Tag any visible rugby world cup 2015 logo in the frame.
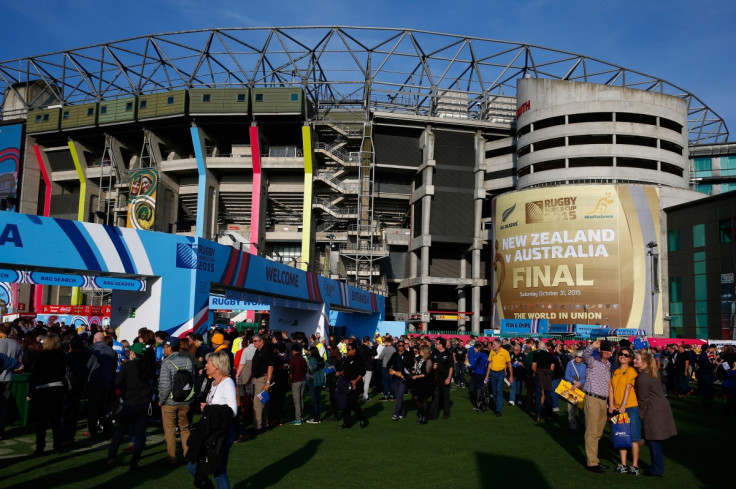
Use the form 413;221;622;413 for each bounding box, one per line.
525;201;544;223
176;243;198;269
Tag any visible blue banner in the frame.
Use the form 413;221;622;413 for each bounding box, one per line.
549;323;576;334
209;295;270;311
28;271;88;287
500;318;549;335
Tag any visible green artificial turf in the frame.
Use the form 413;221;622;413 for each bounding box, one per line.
0;382;733;488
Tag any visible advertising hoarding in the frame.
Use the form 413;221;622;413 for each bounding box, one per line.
127;168;158;229
492;185;660;331
0;124;22;210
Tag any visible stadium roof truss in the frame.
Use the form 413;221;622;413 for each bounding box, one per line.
0;26;728;144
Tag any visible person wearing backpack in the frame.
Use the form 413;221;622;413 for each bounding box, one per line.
158;336;195;466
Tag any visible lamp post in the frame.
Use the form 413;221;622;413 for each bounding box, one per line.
646;241;659;334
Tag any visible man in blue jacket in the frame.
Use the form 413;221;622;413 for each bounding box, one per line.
87;332;117;438
564;349;586;433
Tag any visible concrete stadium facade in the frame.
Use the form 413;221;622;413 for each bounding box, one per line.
0;27;731;335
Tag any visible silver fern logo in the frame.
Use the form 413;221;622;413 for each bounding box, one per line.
500;203;518;229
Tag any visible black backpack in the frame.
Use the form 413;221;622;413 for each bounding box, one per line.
170;357;195;403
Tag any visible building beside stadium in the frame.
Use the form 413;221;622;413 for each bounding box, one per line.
0;27;732;338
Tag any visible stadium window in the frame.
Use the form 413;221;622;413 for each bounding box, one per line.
693;224;705;248
35;115;41;123
660;140;683;156
516;124;531;137
43;114;49;122
668;228;681;251
167;96;174;105
616;112;656;125
532;137;565;151
87;108;94;116
660;117;682;134
661;162;684;177
62;111;69;120
125;102;133;111
140;100;147;109
100;106;107;114
720;219;733;244
568;112;612;123
237;93;246;102
255;93;264;102
202;94;211;102
532;115;565;130
290;93;299;101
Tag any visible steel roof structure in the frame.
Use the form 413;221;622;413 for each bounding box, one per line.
0;26;728;143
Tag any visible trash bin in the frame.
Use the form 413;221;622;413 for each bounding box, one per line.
10;373;31;427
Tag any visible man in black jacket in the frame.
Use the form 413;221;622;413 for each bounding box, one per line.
388;339;415;420
340;343;367;429
358;336;375;401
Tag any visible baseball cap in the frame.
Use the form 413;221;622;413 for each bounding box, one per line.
163;337;180;348
130;342;146;356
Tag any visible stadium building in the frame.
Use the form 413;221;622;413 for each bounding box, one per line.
0;27;732;337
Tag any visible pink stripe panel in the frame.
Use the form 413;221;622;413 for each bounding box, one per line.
249;126;262;256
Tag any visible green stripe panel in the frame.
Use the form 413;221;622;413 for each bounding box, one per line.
60;103;98;130
27;108;61;133
190;88;250;115
98;97;137;124
252;87;303;114
138;90;188;119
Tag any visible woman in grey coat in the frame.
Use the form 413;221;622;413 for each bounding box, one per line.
633;350;678;478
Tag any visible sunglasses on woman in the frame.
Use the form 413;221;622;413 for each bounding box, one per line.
619;353;631;358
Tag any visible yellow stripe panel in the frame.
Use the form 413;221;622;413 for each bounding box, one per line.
301;125;313;271
68;140;86;305
68;140;87;222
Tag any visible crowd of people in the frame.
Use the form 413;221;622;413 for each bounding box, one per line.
2;317;736;486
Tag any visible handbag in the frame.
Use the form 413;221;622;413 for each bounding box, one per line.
611;413;632;448
64;365;80;393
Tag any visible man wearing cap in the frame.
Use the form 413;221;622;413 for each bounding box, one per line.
158;336;195;466
250;333;273;433
582;339;613;473
211;332;234;373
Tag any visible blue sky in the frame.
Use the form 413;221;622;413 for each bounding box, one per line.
1;0;734;137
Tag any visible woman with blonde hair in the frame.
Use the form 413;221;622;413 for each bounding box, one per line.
411;345;433;425
28;333;66;455
608;346;642;475
633;349;677;478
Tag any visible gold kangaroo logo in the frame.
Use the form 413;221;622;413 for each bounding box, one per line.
587;192;614;215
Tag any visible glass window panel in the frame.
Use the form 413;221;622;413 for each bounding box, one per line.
669;277;682;301
720;218;733;244
694;157;711;172
668;229;681;251
694;275;708;300
695;314;709;328
693;224;706;247
694;184;712;195
694;261;706;274
670;301;682;314
694;251;706;262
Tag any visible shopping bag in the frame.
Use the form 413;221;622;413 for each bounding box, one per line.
611;414;632;448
